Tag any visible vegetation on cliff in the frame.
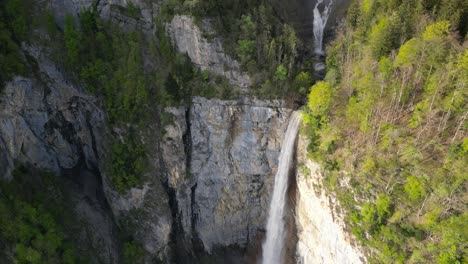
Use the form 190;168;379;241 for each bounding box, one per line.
162;0;314;98
0;0;30;86
0;167;97;263
303;0;467;263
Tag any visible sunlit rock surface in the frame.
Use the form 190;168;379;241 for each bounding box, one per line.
295;135;366;264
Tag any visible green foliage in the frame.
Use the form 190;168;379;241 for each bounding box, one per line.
123;241;144;263
0;21;25;86
304;0;468;262
422;20;450;41
362;0;374;14
125;2;141;19
0;167;83;263
404;176;426;201
394;38;420;68
375;194;391;220
0;0;30;86
369;16;401;59
292;71;313;95
64;15;81;67
307;81;332;117
4;0;32;40
274;64;288;81
237;39;256;65
110;134;146;194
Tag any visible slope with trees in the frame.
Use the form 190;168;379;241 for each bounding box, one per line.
303;0;467;262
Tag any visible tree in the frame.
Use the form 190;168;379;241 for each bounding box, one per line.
293;71;312;95
274;64;288;81
394;38;420;68
369;17;401;59
237;39;256;64
239;15;255;40
422;21;450;41
64;15;81;66
307;81;333;116
0;21;24;85
5;0;30;40
404;176;426;201
236;15;256;65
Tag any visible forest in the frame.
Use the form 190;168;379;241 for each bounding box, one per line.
303;0;467;263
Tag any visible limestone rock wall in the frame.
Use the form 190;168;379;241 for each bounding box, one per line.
167;16;252;91
295;135;366;264
50;0;160;32
0;44;106;181
162;97;292;253
0;45;117;263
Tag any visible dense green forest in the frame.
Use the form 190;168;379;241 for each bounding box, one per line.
303;0;467;263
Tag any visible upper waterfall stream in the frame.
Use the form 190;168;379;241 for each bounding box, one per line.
313;0;334;72
261;112;301;264
313;0;334;55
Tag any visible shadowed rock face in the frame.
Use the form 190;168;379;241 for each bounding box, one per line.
0;45;106;181
50;0;160;32
0;45;118;263
162;97;293;260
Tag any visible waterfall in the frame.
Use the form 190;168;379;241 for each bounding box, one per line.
262;112;301;264
313;0;334;56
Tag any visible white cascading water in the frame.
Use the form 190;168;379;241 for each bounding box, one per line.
313;0;334;55
313;0;334;72
262;112;301;264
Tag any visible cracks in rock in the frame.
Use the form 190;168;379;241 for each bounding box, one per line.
162;106;201;262
190;184;197;233
85;111;100;167
45;111;82;149
182;107;192;180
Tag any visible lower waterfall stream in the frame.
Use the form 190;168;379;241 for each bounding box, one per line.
261;112;302;264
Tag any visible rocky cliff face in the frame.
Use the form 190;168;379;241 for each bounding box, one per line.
167;15;252;91
0;45;118;263
294;135;366;264
50;0;159;32
0;45;106;180
163;97;292;257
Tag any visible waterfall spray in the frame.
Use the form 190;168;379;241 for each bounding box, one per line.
262;112;301;264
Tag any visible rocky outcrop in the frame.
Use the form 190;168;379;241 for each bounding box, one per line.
50;0;159;32
0;45;118;263
95;95;292;262
294;135;366;264
0;44;106;180
162;97;292;254
167;16;252;91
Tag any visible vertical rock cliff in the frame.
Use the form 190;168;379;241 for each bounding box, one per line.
162;97;292;259
294;135;366;264
167;15;252;91
0;45;118;263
